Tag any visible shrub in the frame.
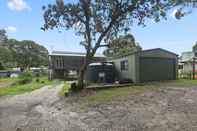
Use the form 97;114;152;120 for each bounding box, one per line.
35;72;40;77
0;62;5;70
69;82;84;92
18;72;33;84
36;78;40;83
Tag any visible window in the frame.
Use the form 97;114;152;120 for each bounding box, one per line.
120;60;128;71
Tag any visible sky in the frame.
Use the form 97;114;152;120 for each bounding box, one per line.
0;0;197;55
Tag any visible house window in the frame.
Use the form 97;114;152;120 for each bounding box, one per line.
120;60;128;71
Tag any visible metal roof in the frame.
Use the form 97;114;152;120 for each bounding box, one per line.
108;48;178;60
141;48;178;56
49;51;105;57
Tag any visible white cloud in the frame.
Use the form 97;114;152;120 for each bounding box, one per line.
5;26;17;33
7;0;31;11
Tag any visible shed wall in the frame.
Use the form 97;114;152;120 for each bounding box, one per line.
111;54;137;82
138;49;178;82
139;57;176;82
110;49;178;83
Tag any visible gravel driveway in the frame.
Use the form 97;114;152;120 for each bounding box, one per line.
0;84;66;131
1;84;197;131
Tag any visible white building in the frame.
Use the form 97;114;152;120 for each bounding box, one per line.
180;51;197;79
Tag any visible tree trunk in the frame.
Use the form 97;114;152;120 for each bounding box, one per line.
77;67;85;89
77;56;91;89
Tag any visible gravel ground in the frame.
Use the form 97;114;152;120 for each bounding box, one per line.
1;84;197;131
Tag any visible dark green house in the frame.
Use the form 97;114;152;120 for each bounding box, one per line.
110;48;178;83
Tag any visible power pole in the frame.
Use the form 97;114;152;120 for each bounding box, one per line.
193;57;195;80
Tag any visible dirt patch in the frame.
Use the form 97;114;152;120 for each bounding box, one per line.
1;85;197;131
66;87;197;131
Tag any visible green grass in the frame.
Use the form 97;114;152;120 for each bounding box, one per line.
0;76;57;97
59;82;70;96
58;79;197;104
83;85;157;103
149;79;197;87
0;77;17;83
171;79;197;85
82;79;197;103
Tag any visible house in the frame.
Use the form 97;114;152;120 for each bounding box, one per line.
109;48;178;83
0;71;10;77
179;51;197;79
48;51;106;79
0;70;21;78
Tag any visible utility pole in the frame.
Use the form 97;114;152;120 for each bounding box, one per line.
193;57;195;80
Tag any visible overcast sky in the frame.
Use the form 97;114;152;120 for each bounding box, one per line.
0;0;197;55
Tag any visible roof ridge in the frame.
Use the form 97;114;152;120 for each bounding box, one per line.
50;50;105;57
142;48;178;56
52;51;86;55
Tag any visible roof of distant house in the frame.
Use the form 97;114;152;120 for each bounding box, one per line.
49;51;105;57
180;51;197;62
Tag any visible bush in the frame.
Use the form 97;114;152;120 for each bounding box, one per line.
69;82;83;92
36;78;40;83
0;62;5;70
18;72;33;84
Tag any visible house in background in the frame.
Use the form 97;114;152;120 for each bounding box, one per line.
178;41;197;79
110;48;178;83
179;51;197;79
48;51;105;80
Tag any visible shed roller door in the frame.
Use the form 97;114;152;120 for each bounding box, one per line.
139;57;175;82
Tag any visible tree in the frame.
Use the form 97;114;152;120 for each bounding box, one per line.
172;1;197;19
0;63;4;70
1;39;48;69
193;41;197;52
42;0;196;89
103;34;141;57
9;40;48;69
0;46;12;69
0;29;7;44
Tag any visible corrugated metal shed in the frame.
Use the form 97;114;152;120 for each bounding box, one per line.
111;48;178;83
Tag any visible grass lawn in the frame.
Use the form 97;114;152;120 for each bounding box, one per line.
168;79;197;86
59;81;70;96
0;78;18;88
0;76;58;97
146;79;197;87
0;78;15;83
60;82;158;103
57;79;197;106
84;85;157;103
60;79;197;104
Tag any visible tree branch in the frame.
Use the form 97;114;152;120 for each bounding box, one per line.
91;20;114;57
80;0;92;64
99;44;109;47
90;2;137;57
